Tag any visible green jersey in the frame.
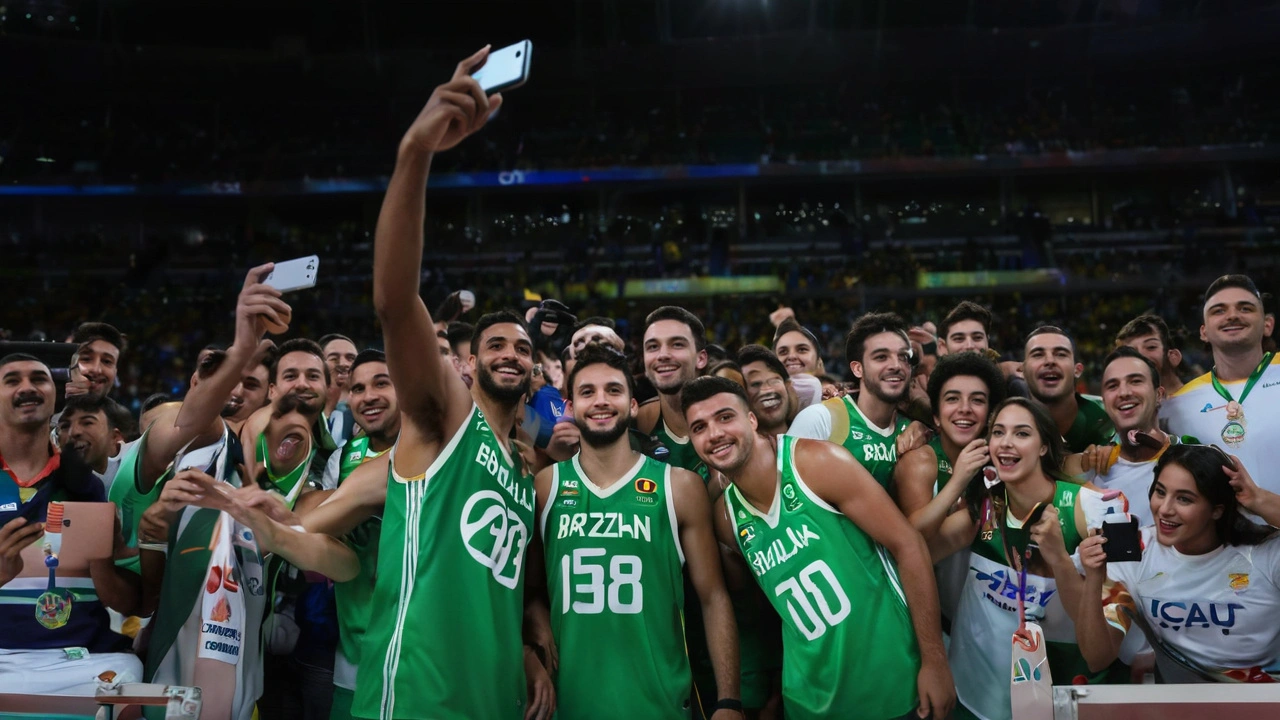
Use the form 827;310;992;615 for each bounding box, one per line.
928;436;953;495
326;435;387;693
795;396;910;490
1063;394;1116;454
724;436;920;720
353;405;534;720
651;417;709;482
542;455;691;719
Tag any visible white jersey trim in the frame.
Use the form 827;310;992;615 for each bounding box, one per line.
388;404;477;484
663;464;685;567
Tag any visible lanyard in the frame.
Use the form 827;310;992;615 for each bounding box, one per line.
1210;352;1274;405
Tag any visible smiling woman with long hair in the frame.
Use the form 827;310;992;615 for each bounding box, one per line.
932;397;1127;720
1075;444;1280;682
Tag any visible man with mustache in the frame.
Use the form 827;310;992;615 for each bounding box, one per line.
531;345;742;719
738;345;801;436
0;353;140;693
788;312;915;489
1161;274;1280;495
1022;326;1114;453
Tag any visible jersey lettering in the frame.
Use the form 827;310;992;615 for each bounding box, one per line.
459;490;529;590
1148;599;1246;633
560;548;645;615
774;559;852;641
862;442;896;464
747;524;821;577
556;512;652;542
475;443;533;512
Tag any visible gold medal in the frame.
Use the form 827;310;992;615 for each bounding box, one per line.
1222;416;1246;447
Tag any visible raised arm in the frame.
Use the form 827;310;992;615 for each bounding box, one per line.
673;468;741;717
141;265;289;490
375;48;502;460
798;440;955;720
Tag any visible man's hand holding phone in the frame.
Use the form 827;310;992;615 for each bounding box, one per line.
237;264;294;346
401;46;505;156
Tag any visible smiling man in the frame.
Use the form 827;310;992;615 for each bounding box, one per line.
638;306;711;481
1022;325;1115;453
67;322;126;401
738;344;801;436
788;312;914;489
1115;314;1184;395
56;395;128;482
1162;274;1280;495
321;334;359;445
682;376;953;720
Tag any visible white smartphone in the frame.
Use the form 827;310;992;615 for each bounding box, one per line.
471;40;532;93
262;256;319;293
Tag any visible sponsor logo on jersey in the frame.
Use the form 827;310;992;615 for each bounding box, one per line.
1012;657;1044;684
562;479;579;489
559;487;579;497
849;430;865;441
738;524;757;549
556;512;653;542
347;451;363;462
635;495;655;504
561;498;578;507
782;482;803;512
635;478;657;494
971;566;1055;616
1230;573;1249;594
747;524;820;577
1147;598;1246;633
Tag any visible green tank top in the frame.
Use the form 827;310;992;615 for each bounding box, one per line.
651;417;709;482
724;436;919;720
830;396;911;490
353;405;534;720
928;436;953;495
1063;394;1117;454
331;435;385;687
542;454;690;719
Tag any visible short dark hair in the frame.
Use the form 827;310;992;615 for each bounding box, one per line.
926;352;1007;413
644;306;706;351
350;349;387;379
571;316;617;336
0;353;44;372
196;348;229;380
566;345;635;399
141;393;172;414
1101;346;1161;388
270;338;330;385
1203;274;1261;307
1115;314;1174;352
1024;325;1078;362
471;311;529;356
679;375;750;417
736;344;789;382
845;312;909;365
939;301;993;340
772;318;820;351
319;334;355;352
62;395;137;439
447;322;475;357
72;322;127;355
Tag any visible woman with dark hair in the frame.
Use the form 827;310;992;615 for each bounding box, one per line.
1075;444;1280;682
933;397;1125;720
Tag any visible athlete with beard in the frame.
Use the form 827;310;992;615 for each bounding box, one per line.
1162;275;1280;497
681;376;953;720
1022;326;1114;453
533;346;742;720
351;49;552;720
788;312;914;489
737;345;801;436
639;306;711;481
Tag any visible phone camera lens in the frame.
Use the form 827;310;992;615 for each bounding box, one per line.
515;51;521;58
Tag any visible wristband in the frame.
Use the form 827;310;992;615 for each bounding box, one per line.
712;698;743;713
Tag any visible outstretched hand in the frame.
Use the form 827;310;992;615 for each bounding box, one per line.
402;47;505;156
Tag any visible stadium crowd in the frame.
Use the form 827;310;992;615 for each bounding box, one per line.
4;46;1280;720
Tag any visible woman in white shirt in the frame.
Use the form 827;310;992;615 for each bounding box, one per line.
1076;444;1280;682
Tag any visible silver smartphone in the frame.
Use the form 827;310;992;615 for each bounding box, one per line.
472;40;532;93
262;255;319;293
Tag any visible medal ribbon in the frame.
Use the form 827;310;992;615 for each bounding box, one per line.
1210;351;1274;405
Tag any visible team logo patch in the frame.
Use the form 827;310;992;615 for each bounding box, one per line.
782;482;803;511
562;498;578;507
849;430;865;440
1230;573;1250;594
635;478;657;494
738;525;757;549
559;487;579;497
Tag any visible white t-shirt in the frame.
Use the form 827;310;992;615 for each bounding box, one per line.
1087;454;1161;528
1160;355;1280;496
1101;526;1280;679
